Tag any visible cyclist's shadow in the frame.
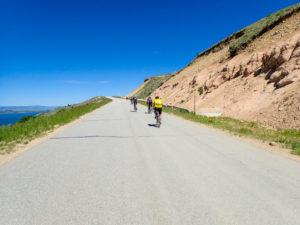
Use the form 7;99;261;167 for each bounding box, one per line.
147;124;157;127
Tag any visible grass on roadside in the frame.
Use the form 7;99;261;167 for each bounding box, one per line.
139;101;300;155
0;97;112;154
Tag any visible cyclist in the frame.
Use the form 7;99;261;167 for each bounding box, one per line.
153;96;162;123
147;96;153;113
132;96;138;111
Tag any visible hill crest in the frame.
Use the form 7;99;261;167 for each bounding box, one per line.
128;3;300;130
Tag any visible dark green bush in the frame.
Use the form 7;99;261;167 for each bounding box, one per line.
17;115;35;124
198;86;203;94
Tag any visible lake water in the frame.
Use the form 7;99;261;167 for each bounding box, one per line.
0;112;41;126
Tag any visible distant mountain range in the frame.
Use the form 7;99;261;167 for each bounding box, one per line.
0;106;59;112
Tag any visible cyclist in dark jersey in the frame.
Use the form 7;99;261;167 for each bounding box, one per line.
132;96;138;111
147;97;153;113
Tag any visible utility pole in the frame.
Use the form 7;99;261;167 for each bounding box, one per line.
194;91;196;115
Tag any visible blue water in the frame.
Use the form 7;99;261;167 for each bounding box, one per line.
0;112;41;126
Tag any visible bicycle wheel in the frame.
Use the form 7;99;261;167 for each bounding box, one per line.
155;113;160;127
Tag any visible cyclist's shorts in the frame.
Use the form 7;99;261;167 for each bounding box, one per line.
155;108;162;115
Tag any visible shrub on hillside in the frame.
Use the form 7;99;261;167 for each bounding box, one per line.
198;86;203;94
17;115;36;124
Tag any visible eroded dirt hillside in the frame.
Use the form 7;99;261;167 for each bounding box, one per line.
151;12;300;130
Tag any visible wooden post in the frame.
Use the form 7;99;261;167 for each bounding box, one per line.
194;92;196;115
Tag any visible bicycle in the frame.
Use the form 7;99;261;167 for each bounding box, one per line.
148;103;152;114
134;102;137;111
154;110;161;128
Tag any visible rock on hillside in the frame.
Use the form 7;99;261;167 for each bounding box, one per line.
152;31;300;130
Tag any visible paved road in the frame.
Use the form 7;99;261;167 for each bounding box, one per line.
1;98;300;225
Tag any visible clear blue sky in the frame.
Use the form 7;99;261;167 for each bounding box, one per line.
1;0;299;106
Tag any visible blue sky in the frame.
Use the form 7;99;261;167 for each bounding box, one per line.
1;0;299;106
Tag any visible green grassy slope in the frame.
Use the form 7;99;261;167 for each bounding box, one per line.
229;3;300;56
135;74;173;99
194;3;300;58
0;97;112;154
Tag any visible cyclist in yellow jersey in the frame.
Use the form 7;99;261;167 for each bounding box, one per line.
153;96;163;121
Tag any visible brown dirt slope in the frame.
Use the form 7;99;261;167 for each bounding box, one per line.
151;7;300;130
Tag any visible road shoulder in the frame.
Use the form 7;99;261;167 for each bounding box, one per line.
0;108;101;167
162;109;300;163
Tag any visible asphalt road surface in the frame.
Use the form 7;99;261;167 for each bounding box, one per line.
1;98;300;225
